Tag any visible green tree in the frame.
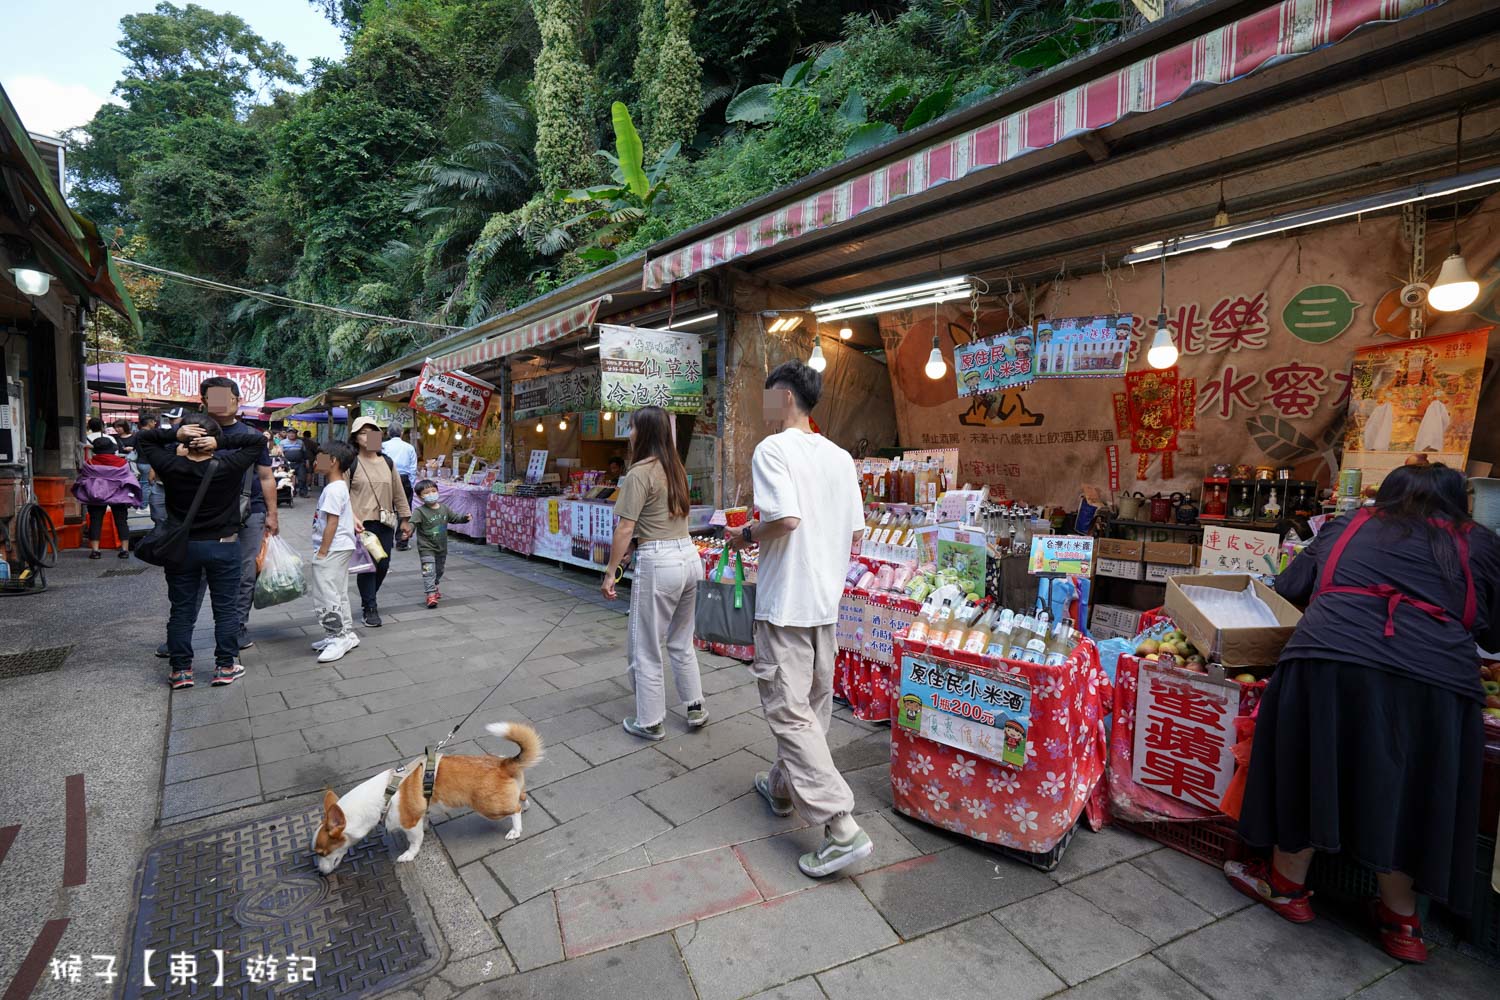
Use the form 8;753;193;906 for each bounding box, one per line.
117;2;301;104
530;0;597;192
631;0;664;129
650;0;702;158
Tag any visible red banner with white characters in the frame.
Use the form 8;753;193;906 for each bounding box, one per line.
122;354;266;408
409;366;494;429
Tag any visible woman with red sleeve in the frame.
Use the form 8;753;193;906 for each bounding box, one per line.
1225;463;1500;963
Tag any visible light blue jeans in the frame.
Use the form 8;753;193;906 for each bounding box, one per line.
627;537;703;727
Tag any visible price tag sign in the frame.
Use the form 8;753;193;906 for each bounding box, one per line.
836;592;867;652
1131;663;1239;809
525;450;548;484
1028;535;1095;576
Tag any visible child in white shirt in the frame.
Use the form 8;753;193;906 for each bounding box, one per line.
310;440;360;662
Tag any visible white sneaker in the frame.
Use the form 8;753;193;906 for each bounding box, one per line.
317;634;356;663
312;637;335;650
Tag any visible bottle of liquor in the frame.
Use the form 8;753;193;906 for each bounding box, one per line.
961;606;995;655
905;597;939;643
1043;618;1078;667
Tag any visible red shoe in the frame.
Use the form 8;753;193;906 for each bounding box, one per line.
426;594;439;608
1224;859;1315;923
1372;902;1428;963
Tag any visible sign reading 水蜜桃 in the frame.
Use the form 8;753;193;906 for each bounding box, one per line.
597;324;704;414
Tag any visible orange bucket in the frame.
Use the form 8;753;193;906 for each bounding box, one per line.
33;477;67;505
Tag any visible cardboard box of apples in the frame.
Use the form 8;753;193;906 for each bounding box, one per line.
1133;623;1264;687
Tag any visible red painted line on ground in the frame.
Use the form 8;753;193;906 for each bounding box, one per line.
1;918;70;1000
0;825;17;870
63;774;85;887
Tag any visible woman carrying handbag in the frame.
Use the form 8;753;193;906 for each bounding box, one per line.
601;406;708;741
346;416;412;627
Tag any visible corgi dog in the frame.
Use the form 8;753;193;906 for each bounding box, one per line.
313;721;543;875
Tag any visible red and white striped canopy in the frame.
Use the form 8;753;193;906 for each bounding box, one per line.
426;296;609;374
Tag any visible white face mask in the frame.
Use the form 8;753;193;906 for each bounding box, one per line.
421;494;440;506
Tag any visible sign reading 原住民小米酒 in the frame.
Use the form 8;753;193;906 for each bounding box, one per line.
896;651;1031;768
123;354;266;408
597;324;705;414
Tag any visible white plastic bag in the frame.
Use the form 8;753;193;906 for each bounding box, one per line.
253;535;307;609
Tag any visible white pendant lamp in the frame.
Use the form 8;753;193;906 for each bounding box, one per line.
558;415;569;431
923;336;947;380
1146;250;1178;369
808;340;827;372
602;411;613;421
1429;110;1481;314
838;326;853;340
535;420;544;434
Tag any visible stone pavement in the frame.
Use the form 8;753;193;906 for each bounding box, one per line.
151;530;1494;1000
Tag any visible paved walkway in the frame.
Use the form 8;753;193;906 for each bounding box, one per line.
142;530;1500;999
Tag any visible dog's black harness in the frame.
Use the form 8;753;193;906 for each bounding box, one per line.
381;748;440;813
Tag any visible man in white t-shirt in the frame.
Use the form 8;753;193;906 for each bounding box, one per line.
728;361;870;877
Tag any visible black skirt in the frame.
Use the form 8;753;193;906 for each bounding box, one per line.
1237;658;1483;913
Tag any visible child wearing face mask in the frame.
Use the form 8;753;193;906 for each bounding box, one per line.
409;478;470;608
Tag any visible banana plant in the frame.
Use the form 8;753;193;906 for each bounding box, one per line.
554;102;679;265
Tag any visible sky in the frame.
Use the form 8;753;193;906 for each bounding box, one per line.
0;0;347;137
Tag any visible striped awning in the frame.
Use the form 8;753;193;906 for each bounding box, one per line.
642;0;1428;290
426;296;610;375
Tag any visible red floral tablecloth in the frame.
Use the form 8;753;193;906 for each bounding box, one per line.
834;649;897;722
488;494;537;554
891;637;1112;854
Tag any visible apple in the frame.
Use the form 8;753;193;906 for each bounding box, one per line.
1487;694;1500;709
1483;681;1500;696
1137;639;1161;656
1234;673;1258;684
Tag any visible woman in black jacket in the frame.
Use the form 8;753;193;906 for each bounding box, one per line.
1225;463;1500;963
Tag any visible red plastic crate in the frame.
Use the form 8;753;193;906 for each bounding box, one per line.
1118;815;1247;867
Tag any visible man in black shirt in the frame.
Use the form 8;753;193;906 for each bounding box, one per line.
136;414;266;690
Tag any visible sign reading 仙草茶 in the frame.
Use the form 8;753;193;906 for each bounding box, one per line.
598;324;704;413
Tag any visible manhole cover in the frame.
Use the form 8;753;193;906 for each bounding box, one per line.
102;566;150;577
123;807;437;999
0;644;72;678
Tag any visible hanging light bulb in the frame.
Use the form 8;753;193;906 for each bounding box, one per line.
1209;181;1233;249
1430;252;1479;312
602;411;613;421
1429;109;1480;314
1146;247;1178;369
535;420;544;434
426;423;436;436
558;415;569;431
838;326;853;340
924;336;947;380
808;340;827;372
453;428;463;441
1146;314;1179;369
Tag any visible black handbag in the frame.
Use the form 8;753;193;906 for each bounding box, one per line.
135;459;220;568
694;549;756;647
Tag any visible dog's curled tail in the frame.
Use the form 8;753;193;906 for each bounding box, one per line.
485;721;544;770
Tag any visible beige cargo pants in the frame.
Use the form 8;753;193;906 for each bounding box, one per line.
751;620;855;825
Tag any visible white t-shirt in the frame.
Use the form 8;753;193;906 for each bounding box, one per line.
313;479;357;552
751;429;864;627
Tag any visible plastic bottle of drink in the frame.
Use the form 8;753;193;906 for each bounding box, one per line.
985;608;1014;658
905;597;938;643
1043;619;1077;667
961;607;996;654
1006;613;1035;660
939;603;975;650
922;599;953;646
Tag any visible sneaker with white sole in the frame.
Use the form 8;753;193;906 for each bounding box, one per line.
211;662;245;687
318;634;357;663
312;633;360;652
798;825;874;878
622;716;665;741
754;771;794;817
685;702;709;728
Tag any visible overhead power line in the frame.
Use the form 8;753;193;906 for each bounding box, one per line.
112;257;464;333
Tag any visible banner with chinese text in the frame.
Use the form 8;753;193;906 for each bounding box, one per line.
1131;663;1238;811
836;592;867;653
598;324;705;413
512;368;601;420
1198;526;1281;575
123;354;266;408
1034;315;1133;378
359;401;412;430
1028;535;1095;576
896;651;1031;768
878;196;1500;506
953;331;1034;396
409;367;494;429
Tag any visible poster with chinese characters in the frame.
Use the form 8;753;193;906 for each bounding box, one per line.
1198;526;1282;575
895;652;1031;768
512;368;601;420
1028;535;1095;576
1033;315;1133;378
359;401;412;430
409;367;494;429
836;592;867;652
123;354;266;408
1340;327;1490;488
1131;664;1239;810
863;599;920;666
598;324;705;413
953;331;1034;397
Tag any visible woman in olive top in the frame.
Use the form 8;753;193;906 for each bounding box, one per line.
347;415;412;627
602;405;708;741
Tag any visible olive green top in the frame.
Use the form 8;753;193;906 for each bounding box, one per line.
613;459;689;542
